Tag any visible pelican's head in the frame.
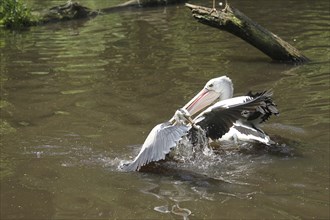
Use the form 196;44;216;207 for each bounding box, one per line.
183;76;234;116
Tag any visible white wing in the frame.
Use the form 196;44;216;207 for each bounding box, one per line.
121;122;189;171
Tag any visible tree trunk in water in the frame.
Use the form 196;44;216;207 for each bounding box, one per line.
185;3;309;63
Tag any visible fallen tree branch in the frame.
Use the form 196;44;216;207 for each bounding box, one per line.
2;0;186;28
39;1;99;23
185;3;309;63
40;0;186;23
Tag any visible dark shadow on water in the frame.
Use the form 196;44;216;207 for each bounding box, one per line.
126;134;302;188
138;161;232;187
211;136;299;158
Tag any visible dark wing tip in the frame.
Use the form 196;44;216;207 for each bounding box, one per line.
246;90;279;122
195;90;279;140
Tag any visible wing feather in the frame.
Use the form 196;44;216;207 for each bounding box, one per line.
246;90;279;123
194;91;274;140
122;122;188;171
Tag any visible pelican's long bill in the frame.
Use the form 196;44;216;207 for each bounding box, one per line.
183;88;219;116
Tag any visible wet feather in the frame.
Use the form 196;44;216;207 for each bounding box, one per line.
122;122;188;171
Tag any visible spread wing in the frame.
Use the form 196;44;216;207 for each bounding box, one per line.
245;91;279;123
121;122;189;171
194;91;274;140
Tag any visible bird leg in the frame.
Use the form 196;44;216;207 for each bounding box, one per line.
222;0;229;12
210;0;228;14
209;0;217;14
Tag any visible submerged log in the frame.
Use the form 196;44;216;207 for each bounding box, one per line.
39;1;99;23
6;0;185;28
137;0;186;7
102;0;186;13
185;3;309;63
41;0;186;22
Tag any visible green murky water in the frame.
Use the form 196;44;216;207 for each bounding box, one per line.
1;0;329;219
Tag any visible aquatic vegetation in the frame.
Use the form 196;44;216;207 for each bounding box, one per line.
0;0;39;28
0;120;16;135
0;151;16;180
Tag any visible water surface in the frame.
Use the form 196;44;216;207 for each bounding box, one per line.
1;0;329;219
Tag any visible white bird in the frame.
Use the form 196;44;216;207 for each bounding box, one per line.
121;76;278;171
121;122;189;171
183;76;279;145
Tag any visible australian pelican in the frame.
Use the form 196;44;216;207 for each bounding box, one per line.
184;76;279;145
121;76;278;171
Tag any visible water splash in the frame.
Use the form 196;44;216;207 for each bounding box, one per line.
153;204;192;220
171;204;191;220
154;205;170;214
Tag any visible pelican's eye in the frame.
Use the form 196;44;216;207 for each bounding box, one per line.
208;84;214;88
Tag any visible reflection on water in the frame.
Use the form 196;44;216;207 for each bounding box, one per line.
1;0;329;219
